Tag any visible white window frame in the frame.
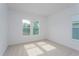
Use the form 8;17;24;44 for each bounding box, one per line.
22;19;40;36
32;20;40;36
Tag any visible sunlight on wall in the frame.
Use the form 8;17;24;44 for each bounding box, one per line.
24;41;56;56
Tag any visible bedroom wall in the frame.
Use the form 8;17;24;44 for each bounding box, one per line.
8;10;47;45
0;4;8;55
47;4;79;51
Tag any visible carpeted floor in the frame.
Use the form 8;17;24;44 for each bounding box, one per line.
3;39;79;56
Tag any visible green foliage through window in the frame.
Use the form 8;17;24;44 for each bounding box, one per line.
23;20;30;35
23;20;39;35
33;21;39;35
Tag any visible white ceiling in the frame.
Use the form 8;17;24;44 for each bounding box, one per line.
7;3;74;16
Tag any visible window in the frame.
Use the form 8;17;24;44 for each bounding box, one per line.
33;21;40;35
72;15;79;40
23;20;31;35
72;22;79;39
22;19;40;36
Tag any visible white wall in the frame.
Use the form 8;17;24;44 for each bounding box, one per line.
0;4;8;55
47;5;79;51
8;10;47;45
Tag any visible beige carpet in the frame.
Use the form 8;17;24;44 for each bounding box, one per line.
4;40;79;56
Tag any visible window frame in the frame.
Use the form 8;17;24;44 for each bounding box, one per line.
22;19;31;36
22;19;40;36
32;20;40;36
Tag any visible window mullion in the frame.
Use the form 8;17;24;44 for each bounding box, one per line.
30;22;33;36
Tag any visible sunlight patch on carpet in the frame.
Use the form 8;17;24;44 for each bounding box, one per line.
24;43;44;56
24;44;36;49
36;42;56;51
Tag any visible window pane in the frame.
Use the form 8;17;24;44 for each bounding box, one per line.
72;15;79;40
33;21;39;35
72;23;79;39
23;20;31;35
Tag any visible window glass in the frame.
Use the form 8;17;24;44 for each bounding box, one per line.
23;20;31;35
33;21;39;35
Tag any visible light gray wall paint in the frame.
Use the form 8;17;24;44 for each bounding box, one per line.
8;10;47;45
47;5;79;51
0;4;8;55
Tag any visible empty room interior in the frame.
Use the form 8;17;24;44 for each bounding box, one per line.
0;3;79;56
